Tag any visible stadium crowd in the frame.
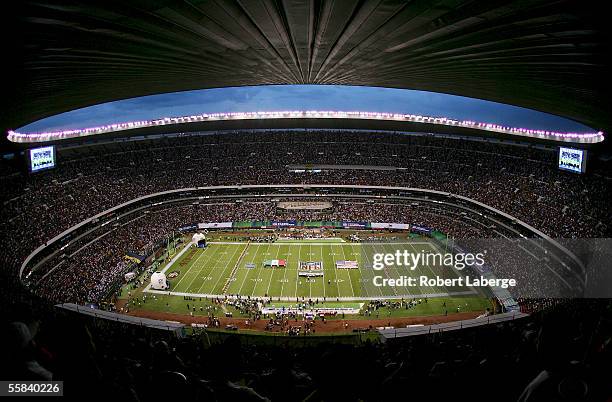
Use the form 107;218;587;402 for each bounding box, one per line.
1;296;610;401
26;200;502;304
1;130;610;401
1;130;608;304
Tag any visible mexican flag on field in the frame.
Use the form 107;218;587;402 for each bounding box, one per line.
263;259;286;267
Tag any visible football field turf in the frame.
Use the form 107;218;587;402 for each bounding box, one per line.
145;239;482;301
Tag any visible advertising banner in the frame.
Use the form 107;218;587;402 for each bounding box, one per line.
342;221;370;229
271;220;297;227
371;223;410;230
411;225;432;235
198;222;232;229
178;224;198;232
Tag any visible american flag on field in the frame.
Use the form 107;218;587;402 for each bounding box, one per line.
335;260;359;269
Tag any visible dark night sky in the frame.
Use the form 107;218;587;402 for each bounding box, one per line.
18;85;595;133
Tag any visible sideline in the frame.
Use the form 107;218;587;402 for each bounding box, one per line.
143;242;194;292
142;288;477;301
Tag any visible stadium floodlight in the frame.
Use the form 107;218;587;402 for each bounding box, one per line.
7;110;605;144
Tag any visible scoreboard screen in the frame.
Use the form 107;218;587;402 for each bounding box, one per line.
558;147;586;174
29;145;56;173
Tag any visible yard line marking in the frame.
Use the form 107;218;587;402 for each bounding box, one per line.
264;244;282;297
331;244;342;297
173;245;216;290
209;243;245;295
294;244;302;301
221;241;250;294
188;244;228;293
236;243;266;296
421;241;479;296
236;243;255;295
405;242;439;296
378;243;412;298
358;243;384;298
192;246;228;292
279;244;290;298
249;243;271;297
309;243;312;299
319;244;326;300
193;245;228;294
340;243;357;298
325;244;337;299
373;242;400;297
353;243;370;298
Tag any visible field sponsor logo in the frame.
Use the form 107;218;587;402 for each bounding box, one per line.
298;261;324;277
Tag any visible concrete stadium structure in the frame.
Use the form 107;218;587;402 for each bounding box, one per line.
2;0;611;143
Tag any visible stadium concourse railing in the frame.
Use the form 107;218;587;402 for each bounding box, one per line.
57;303;186;336
378;311;530;340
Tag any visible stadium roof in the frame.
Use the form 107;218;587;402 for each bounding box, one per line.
7;111;604;145
2;0;611;146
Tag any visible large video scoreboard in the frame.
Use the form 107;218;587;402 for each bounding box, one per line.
558;147;586;174
28;145;56;173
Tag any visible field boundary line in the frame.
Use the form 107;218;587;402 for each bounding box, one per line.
143;289;477;301
248;243;270;297
182;245;223;293
331;244;342;297
340;244;356;298
424;241;481;296
193;245;227;294
359;243;384;298
222;241;250;294
279;244;290;297
143;242;194;292
208;241;431;246
161;242;193;274
210;243;245;294
235;243;266;295
264;244;282;297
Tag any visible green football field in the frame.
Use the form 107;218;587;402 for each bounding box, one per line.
144;239;483;301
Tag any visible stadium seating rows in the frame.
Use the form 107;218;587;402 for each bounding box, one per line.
2;295;610;401
1;131;610;400
1;130;609;305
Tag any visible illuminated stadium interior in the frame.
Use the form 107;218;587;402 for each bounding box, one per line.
2;1;611;400
8;110;604;144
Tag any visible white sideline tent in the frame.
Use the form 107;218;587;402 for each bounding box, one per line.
124;272;136;282
150;272;169;290
192;233;206;243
